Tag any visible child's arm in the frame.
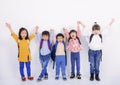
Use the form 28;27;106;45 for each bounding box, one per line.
109;18;115;27
29;26;39;41
63;27;69;39
50;29;54;43
5;23;18;43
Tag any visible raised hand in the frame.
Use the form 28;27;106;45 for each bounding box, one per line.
5;22;14;33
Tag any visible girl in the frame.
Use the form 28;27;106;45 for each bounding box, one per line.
5;23;38;81
63;21;85;79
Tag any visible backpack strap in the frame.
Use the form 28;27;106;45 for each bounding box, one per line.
40;39;51;50
89;34;102;43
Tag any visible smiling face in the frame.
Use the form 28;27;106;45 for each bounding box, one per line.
20;30;27;39
70;31;77;39
19;28;29;40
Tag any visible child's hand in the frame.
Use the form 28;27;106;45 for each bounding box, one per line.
50;29;54;32
5;23;11;29
77;21;85;28
109;18;115;26
35;26;39;34
63;27;66;31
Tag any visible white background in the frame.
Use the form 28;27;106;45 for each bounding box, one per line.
0;0;120;85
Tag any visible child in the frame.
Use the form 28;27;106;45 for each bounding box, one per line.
36;28;54;81
5;23;38;81
51;33;67;81
82;19;115;81
63;21;84;79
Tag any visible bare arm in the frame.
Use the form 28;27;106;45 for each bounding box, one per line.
5;23;14;33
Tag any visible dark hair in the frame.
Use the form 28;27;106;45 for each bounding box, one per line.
56;33;64;39
92;22;100;31
42;31;50;37
69;29;77;35
18;27;29;40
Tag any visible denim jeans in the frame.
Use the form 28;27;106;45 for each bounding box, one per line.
89;49;102;74
71;52;80;74
39;54;50;78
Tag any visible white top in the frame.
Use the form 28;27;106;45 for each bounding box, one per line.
82;26;111;50
56;42;65;55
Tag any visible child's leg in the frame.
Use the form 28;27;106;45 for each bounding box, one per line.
25;61;31;77
71;52;76;74
55;56;61;76
61;56;66;76
75;52;80;75
89;50;95;74
19;62;25;77
95;50;101;74
39;54;50;78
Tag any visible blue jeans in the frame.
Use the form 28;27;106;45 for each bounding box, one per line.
19;62;31;77
71;52;80;74
55;55;66;76
89;49;102;74
39;54;50;78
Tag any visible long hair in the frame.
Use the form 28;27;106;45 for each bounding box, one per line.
18;27;29;40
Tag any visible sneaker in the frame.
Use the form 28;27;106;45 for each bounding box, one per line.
63;77;67;81
76;74;81;79
70;74;75;79
44;75;48;80
37;77;42;81
55;76;59;80
90;73;94;81
21;77;26;81
95;74;100;81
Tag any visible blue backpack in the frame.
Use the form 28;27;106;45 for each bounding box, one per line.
40;39;52;50
51;41;67;69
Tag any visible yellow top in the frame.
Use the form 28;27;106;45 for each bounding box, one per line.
11;33;35;62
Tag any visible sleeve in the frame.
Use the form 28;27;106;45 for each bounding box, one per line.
64;29;69;39
29;34;35;41
36;33;41;42
50;31;54;43
77;27;81;38
11;33;18;43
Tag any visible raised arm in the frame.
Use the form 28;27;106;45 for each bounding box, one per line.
63;27;69;39
50;29;54;43
77;21;86;37
5;23;19;43
109;18;115;27
29;26;39;41
5;23;14;33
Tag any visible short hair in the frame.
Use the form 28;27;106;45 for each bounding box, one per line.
56;33;64;39
92;22;100;31
42;31;50;37
18;27;29;40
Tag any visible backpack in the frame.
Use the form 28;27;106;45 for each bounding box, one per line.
40;39;52;50
51;41;67;69
88;34;102;62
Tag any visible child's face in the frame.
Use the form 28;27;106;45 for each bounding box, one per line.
57;36;64;42
20;30;27;39
70;32;77;39
42;35;49;41
92;30;100;35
